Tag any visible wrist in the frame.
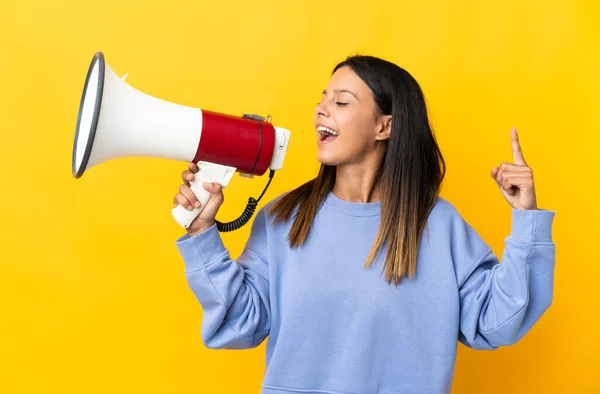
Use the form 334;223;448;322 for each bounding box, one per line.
187;221;215;237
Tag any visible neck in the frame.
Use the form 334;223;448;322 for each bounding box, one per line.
332;161;383;203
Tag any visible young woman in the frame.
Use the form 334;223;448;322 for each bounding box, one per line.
173;55;556;394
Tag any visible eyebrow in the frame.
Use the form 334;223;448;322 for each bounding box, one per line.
322;89;358;99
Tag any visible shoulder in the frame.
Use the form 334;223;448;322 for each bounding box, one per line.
254;190;295;229
427;197;485;244
260;190;293;216
261;190;289;211
428;196;491;262
428;196;464;225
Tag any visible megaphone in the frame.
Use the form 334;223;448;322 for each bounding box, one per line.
72;52;291;231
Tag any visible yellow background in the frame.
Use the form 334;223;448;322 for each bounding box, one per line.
1;0;598;392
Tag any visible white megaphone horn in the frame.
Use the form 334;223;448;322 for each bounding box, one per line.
72;52;291;231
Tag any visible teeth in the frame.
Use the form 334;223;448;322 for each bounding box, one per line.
317;126;339;136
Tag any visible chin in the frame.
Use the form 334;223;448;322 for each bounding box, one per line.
316;151;341;167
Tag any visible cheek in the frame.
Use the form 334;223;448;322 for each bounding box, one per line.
334;109;372;134
336;111;375;144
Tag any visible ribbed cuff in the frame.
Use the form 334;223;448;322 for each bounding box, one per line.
510;209;555;243
175;224;227;271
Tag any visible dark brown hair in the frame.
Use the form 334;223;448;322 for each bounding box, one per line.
269;55;445;285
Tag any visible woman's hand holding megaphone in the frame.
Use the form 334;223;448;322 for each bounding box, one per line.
174;162;225;236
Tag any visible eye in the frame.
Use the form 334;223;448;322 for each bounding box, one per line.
335;102;349;107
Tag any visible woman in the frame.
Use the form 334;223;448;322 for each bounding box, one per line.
173;55;555;394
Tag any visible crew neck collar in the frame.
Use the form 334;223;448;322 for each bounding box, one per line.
323;192;381;217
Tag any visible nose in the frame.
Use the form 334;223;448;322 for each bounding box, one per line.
314;101;329;118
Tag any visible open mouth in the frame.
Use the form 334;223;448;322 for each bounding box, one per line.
317;126;339;142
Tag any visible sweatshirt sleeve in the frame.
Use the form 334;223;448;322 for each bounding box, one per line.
455;208;556;350
175;208;271;350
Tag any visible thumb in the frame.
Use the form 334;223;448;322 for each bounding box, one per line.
203;183;224;206
203;182;221;194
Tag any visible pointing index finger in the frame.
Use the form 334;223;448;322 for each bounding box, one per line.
511;127;527;165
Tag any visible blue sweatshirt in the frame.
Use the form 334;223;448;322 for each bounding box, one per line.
175;192;555;394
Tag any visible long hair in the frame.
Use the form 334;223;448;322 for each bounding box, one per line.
269;55;446;285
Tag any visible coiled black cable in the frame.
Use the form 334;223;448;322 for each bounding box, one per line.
216;169;275;232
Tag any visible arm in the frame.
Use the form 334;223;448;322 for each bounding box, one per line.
457;208;555;349
175;208;271;349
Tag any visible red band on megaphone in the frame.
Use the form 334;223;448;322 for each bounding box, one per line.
193;111;275;175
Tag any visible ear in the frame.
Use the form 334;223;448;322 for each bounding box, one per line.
375;115;392;141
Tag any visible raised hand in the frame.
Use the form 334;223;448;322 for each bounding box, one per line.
490;127;538;210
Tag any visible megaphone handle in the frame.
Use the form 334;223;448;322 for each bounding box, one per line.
171;162;236;229
171;178;211;229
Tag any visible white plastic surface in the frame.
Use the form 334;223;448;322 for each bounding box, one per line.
269;127;291;170
171;162;236;228
83;62;203;172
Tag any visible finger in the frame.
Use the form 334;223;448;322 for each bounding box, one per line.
493;174;516;196
490;167;499;179
490;167;503;189
497;171;518;195
181;170;195;185
496;164;531;186
502;175;534;190
511;127;527;166
203;182;220;193
492;177;503;190
499;171;533;188
495;166;505;186
501;175;535;197
174;193;195;211
179;184;201;208
496;169;515;191
499;179;517;196
203;183;224;204
498;162;532;172
491;167;506;190
188;162;199;173
495;169;521;196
